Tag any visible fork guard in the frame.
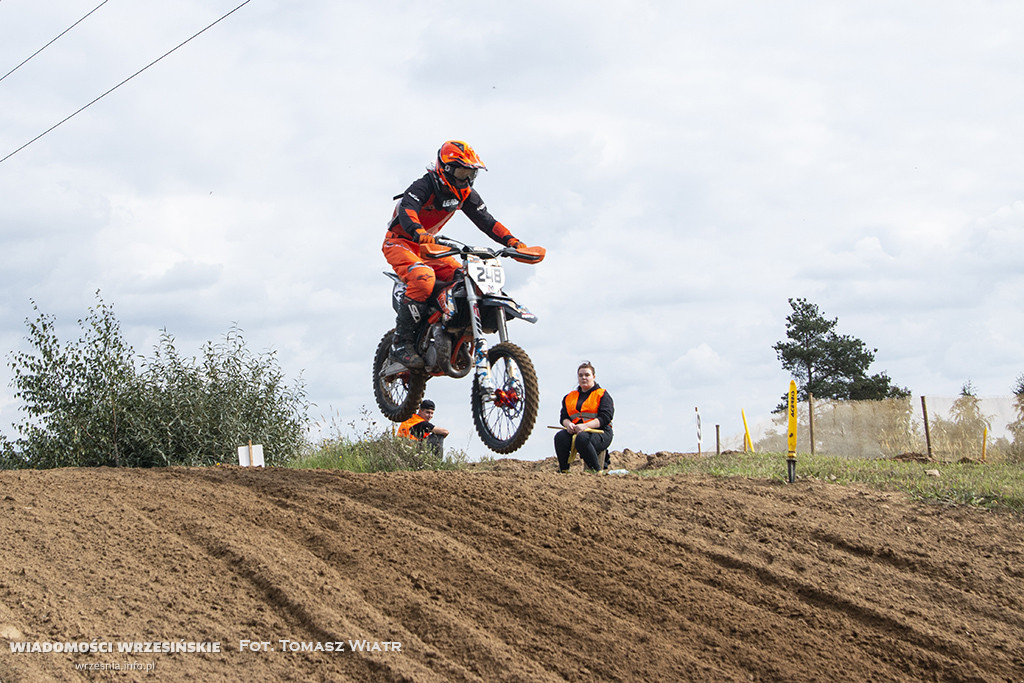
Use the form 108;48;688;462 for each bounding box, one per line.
479;296;537;324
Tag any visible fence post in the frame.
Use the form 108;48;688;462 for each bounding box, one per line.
715;425;721;455
920;396;932;459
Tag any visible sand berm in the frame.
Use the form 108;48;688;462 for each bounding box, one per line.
1;449;1023;682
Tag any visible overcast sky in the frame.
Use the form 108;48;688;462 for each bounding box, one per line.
2;0;1022;462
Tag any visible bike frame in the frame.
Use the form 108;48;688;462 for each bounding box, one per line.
458;249;510;397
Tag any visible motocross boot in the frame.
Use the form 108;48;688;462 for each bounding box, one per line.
390;296;427;369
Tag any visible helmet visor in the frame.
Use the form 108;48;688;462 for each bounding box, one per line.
451;167;479;182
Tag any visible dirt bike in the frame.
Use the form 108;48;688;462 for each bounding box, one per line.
372;236;544;454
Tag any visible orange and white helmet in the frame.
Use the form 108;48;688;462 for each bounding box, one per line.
434;140;486;202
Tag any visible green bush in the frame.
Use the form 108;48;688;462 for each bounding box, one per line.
1;295;308;469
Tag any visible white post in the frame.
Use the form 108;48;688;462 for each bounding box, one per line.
695;407;702;456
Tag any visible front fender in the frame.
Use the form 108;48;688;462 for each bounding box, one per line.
481;296;537;324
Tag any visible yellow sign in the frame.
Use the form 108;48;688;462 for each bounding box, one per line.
787;380;797;457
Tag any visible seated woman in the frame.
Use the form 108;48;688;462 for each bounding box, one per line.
554;361;614;472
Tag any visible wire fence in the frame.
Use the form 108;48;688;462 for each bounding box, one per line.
724;395;1024;462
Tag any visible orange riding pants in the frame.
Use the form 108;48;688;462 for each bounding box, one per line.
382;234;461;303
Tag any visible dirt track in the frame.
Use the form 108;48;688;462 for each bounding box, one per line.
1;451;1023;682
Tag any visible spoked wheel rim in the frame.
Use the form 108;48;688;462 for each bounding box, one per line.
380;369;414;406
472;342;538;454
480;362;526;440
372;329;426;422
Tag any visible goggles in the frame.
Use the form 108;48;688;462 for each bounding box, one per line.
451;166;479;182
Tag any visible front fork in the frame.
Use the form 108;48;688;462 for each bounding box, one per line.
464;281;519;399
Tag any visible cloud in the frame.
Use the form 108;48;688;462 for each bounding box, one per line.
2;1;1024;461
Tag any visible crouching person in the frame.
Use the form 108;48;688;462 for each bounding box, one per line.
398;399;449;457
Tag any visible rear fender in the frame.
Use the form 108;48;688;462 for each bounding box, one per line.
385;272;405;312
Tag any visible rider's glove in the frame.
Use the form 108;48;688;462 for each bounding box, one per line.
506;237;523;249
416;230;435;245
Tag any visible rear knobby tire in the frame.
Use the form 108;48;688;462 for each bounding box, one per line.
471;342;539;454
372;329;427;422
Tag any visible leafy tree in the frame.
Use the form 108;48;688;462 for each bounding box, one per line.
930;381;990;460
1008;373;1024;461
773;298;909;408
2;298;138;468
2;294;308;469
950;381;987;432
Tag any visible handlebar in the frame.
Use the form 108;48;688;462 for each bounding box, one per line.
421;237;543;263
436;236;495;258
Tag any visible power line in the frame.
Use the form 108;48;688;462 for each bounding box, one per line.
0;0;254;166
0;0;111;85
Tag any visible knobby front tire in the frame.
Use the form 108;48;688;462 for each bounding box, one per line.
372;329;427;422
471;342;539;454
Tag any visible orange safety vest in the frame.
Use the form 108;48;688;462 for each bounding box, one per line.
564;388;607;425
397;414;428;441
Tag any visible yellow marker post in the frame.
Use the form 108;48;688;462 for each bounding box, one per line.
741;410;753;453
786;380;797;483
981;426;988;462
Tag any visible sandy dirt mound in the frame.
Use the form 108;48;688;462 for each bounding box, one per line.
1;453;1023;682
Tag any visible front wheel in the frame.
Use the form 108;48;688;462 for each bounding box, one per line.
372;329;427;421
471;342;539;454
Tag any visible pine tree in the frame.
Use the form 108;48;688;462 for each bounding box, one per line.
773;298;909;408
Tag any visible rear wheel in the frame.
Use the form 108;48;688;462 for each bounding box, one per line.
373;329;427;421
471;342;539;454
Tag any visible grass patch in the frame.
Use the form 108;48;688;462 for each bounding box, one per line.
643;451;1024;514
288;434;468;472
286;407;468;473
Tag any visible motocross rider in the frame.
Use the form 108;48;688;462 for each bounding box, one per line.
383;140;544;368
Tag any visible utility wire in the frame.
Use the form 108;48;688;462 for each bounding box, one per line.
1;0;253;165
0;0;111;85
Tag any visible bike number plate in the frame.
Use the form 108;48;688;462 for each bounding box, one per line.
467;254;505;295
